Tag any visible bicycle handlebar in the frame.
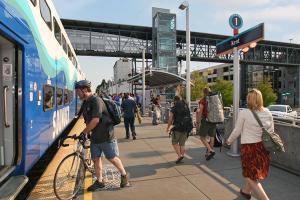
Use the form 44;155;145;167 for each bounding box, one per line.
60;134;90;149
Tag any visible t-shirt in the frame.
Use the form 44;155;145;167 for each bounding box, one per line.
199;98;208;118
121;98;137;118
82;95;115;144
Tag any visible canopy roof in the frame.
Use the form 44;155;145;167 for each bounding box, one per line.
127;70;186;87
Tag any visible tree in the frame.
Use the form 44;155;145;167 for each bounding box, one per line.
257;79;277;107
211;78;233;107
191;72;207;101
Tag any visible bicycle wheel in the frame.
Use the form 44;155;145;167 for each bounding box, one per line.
54;153;86;200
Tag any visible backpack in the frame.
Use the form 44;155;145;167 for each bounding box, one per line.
102;97;121;126
206;92;224;123
173;101;193;134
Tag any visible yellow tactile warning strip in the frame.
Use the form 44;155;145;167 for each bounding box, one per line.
84;171;93;200
28;117;86;200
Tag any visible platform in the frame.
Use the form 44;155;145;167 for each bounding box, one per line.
28;117;300;200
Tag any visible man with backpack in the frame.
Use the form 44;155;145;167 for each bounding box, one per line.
166;96;192;164
196;87;217;161
75;80;130;191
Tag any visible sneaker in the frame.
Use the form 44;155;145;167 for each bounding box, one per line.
87;180;105;192
133;136;136;140
206;151;215;161
120;174;130;188
175;156;184;164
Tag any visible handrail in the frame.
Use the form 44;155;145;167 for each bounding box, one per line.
3;86;10;128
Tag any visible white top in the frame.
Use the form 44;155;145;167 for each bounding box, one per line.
227;108;274;144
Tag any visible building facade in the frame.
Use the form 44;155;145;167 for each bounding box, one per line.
195;64;300;107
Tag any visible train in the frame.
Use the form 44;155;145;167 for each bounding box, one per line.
0;0;84;198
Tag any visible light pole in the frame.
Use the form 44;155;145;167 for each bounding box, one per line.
141;47;146;116
179;1;190;108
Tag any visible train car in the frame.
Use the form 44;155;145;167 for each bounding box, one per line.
0;0;84;198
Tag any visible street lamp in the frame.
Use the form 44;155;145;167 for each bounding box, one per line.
140;47;146;116
179;1;190;108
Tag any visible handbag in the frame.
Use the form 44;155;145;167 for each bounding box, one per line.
251;110;285;153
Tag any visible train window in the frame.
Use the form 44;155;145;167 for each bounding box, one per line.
64;89;69;105
30;0;36;6
56;88;63;106
53;17;61;44
43;85;54;111
62;35;67;54
69;90;74;103
68;45;72;60
40;0;52;30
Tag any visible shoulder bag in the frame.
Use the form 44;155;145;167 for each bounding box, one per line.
251;110;285;154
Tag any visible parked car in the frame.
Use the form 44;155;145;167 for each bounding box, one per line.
267;104;298;118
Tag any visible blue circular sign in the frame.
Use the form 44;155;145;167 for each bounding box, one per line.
229;14;243;30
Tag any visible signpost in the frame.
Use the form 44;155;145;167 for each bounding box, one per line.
217;15;264;157
216;23;264;55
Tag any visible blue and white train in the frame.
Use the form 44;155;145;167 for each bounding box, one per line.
0;0;84;197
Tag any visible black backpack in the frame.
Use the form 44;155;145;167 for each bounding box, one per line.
173;101;193;134
102;97;121;126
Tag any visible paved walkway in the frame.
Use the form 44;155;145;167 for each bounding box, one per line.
29;117;300;200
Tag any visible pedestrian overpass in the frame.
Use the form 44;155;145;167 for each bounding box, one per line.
62;19;300;67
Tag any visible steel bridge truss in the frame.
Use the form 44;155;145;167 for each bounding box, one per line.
63;20;300;67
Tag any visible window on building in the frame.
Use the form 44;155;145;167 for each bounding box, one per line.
43;85;54;111
278;81;281;88
53;18;61;44
40;0;52;30
223;67;229;72
224;76;229;80
213;69;217;74
207;78;211;83
56;88;63;106
230;75;233;80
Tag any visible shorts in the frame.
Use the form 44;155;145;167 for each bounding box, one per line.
90;139;119;160
198;118;216;137
171;130;187;146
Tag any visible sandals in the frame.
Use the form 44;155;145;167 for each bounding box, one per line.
206;151;215;161
240;188;251;199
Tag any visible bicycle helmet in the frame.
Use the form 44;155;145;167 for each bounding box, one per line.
75;80;91;89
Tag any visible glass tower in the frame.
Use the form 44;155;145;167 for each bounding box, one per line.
152;10;177;74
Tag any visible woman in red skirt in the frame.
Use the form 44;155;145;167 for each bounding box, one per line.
226;89;273;200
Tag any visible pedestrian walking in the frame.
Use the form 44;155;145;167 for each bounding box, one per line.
226;89;273;200
196;87;216;160
121;93;137;140
166;96;191;164
152;95;161;125
75;80;130;191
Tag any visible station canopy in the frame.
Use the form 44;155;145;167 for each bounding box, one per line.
127;70;186;87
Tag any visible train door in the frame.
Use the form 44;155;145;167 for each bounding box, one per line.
0;35;19;176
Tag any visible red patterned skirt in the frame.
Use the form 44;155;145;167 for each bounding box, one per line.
240;142;271;181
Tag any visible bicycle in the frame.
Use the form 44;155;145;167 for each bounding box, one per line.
53;134;94;200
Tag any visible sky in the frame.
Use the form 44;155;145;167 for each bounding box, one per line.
52;0;300;92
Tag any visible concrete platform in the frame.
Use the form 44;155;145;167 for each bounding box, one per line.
28;117;300;200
